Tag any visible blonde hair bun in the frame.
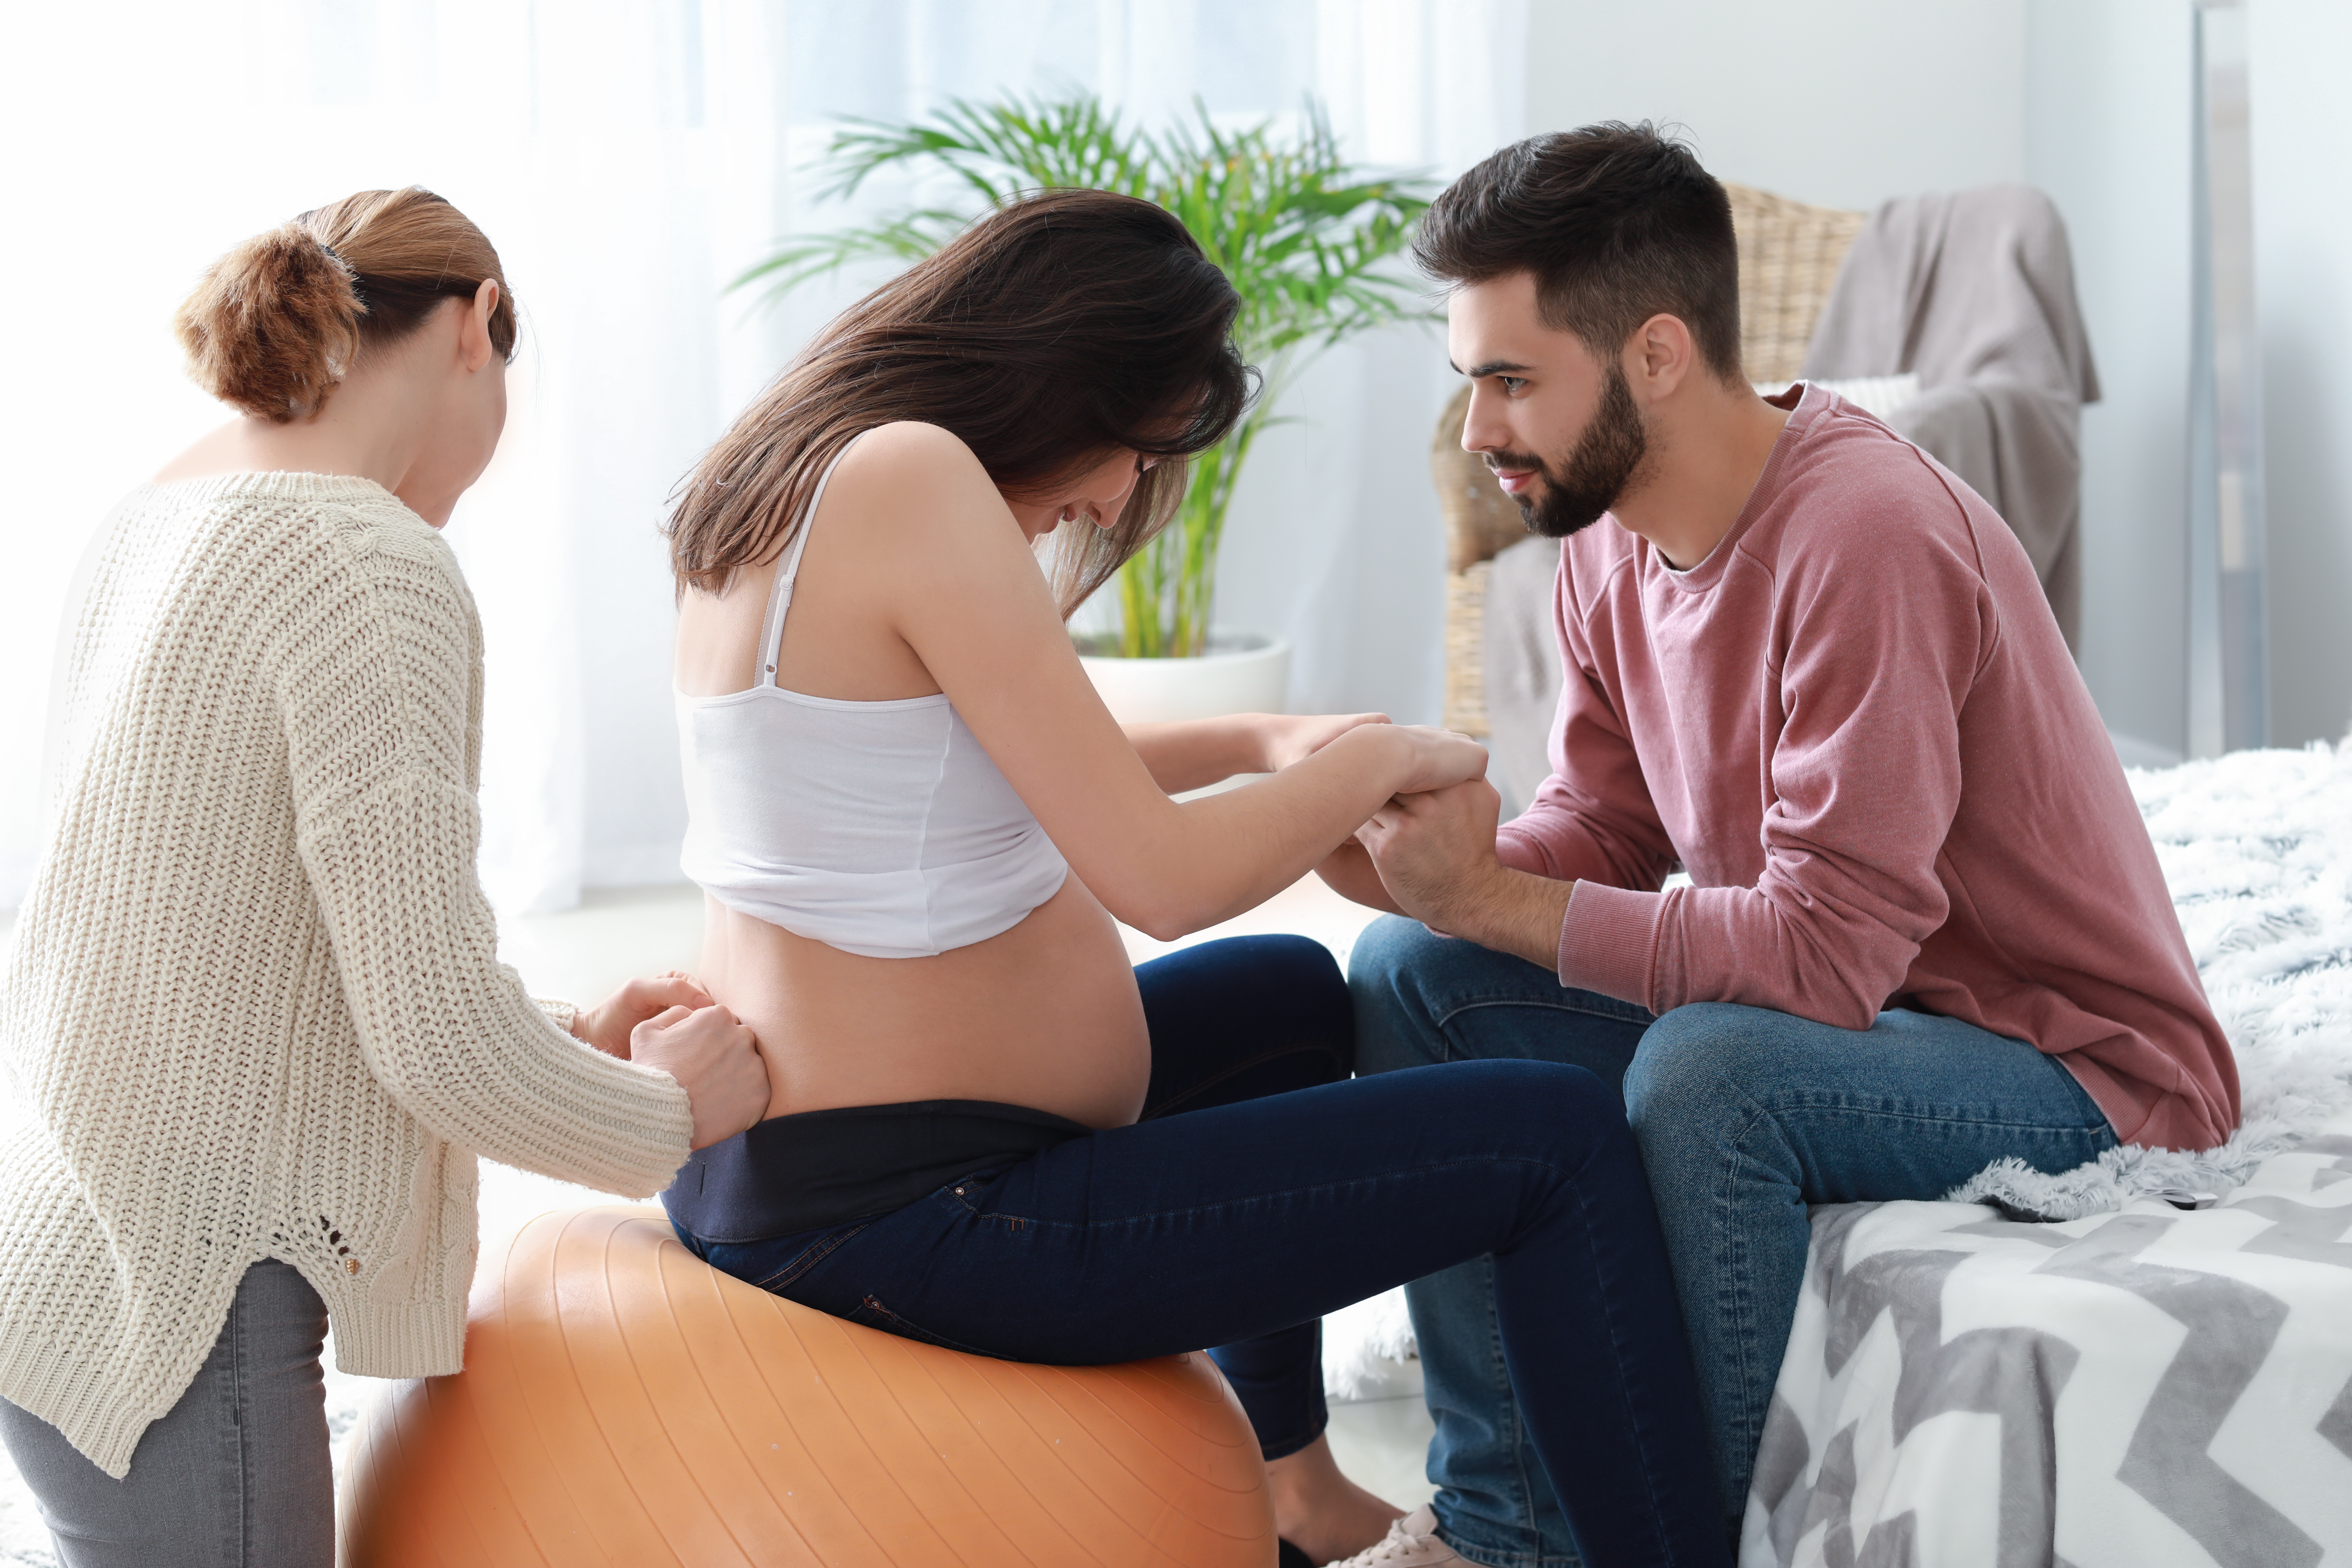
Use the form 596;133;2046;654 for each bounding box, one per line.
173;188;516;425
173;225;363;423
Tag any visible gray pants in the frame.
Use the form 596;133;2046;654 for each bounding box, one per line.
0;1261;333;1567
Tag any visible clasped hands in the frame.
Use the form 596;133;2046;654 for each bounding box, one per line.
1293;721;1572;972
1246;713;1508;935
1320;773;1512;930
571;974;769;1149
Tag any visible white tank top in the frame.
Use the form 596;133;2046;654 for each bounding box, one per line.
675;438;1070;959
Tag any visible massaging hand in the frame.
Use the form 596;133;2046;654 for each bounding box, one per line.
629;1002;771;1150
1356;776;1507;933
1256;711;1392;772
571;971;716;1060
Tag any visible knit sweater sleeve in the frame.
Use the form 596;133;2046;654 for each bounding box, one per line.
278;509;692;1196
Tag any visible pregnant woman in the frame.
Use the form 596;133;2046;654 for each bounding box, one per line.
664;188;1729;1568
0;188;768;1567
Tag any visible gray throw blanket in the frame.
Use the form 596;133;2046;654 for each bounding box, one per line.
1804;185;2101;650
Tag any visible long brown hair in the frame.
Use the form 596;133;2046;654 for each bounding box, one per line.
668;188;1253;613
174;187;518;422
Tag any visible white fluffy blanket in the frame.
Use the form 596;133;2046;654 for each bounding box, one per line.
1326;742;2352;1399
1952;743;2352;1218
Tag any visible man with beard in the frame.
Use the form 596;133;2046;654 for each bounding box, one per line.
1317;124;2234;1568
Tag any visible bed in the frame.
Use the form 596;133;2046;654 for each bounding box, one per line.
1744;742;2352;1566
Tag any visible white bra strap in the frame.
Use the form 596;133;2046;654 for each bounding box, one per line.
756;435;865;688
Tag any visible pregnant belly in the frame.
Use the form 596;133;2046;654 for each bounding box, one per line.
700;876;1152;1130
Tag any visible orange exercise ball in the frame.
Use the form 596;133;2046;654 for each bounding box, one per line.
337;1206;1276;1567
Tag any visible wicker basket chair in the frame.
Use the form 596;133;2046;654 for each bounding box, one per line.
1438;183;1866;736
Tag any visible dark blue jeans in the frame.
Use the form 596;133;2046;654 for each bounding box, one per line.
1350;916;2120;1568
677;935;1730;1568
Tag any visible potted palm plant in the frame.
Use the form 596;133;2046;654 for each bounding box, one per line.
738;95;1433;722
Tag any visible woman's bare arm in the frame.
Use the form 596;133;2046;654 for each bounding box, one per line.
836;424;1488;940
1125;712;1393;796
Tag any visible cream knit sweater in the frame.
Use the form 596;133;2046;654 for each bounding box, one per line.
0;473;693;1477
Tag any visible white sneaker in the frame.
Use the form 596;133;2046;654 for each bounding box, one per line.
1319;1505;1497;1568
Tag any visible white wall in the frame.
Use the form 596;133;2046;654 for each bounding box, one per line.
1521;1;2027;212
2250;0;2352;747
2022;0;2352;757
2025;0;2197;762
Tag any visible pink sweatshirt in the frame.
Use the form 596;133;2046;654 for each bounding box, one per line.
1496;384;2236;1151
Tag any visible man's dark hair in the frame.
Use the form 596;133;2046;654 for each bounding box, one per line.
1416;122;1743;381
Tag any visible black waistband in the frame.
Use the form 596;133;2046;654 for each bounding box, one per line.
660;1099;1092;1244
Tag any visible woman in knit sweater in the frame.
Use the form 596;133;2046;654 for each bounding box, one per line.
0;188;769;1567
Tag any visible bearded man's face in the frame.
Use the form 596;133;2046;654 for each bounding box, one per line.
1481;359;1648;538
1446;272;1653;539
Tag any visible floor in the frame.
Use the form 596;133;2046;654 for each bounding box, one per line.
0;879;1437;1558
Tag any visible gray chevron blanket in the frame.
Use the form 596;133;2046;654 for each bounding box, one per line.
1745;744;2352;1566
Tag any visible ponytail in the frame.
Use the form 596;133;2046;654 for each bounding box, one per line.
173;187;517;424
173;226;363;422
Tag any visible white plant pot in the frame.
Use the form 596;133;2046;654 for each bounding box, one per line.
1078;630;1292;726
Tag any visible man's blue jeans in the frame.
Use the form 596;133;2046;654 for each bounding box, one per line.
1350;916;2119;1568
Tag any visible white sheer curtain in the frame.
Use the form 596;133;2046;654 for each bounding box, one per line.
0;0;1524;915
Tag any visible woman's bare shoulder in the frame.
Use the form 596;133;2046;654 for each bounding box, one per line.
840;421;990;486
828;421;1011;543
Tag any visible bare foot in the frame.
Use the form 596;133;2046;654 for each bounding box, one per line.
1266;1434;1405;1565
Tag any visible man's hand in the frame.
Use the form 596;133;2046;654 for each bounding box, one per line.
1356;779;1574;969
1256;711;1393;773
1356;778;1506;929
629;1003;770;1149
572;972;714;1060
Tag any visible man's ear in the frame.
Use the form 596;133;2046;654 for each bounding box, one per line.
1624;313;1695;403
461;279;501;372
